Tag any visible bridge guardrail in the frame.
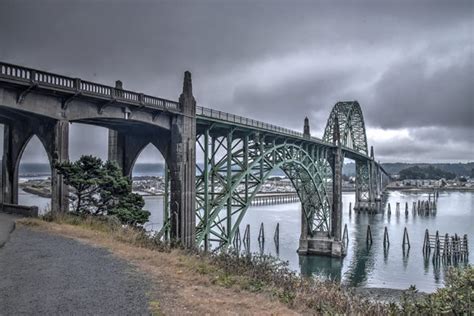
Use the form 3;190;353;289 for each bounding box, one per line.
196;105;306;138
0;61;180;112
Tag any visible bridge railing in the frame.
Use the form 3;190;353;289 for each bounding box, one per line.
0;61;180;112
196;106;305;138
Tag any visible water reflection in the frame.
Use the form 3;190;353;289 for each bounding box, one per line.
299;255;342;281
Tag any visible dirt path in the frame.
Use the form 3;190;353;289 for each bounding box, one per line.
7;221;297;315
0;227;150;315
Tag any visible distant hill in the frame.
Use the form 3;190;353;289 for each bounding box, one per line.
398;165;456;180
381;162;474;177
342;162;474;177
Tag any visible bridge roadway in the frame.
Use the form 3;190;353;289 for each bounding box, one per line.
0;61;389;257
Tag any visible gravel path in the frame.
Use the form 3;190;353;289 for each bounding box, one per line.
0;227;151;315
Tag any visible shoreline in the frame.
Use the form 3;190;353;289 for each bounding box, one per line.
386;187;474;192
353;286;428;303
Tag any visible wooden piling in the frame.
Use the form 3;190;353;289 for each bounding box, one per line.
343;224;349;247
423;229;430;254
366;225;373;245
396;202;400;216
258;222;265;243
464;234;469;255
405;202;409;216
402;227;410;249
383;226;390;248
349;202;352;217
233;227;241;249
443;233;449;258
243;224;250;250
387;203;391;215
435;231;440;258
273;223;279;247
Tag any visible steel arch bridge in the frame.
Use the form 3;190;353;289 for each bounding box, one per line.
194;101;388;255
0;61;390;257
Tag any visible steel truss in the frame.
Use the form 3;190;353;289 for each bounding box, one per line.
195;126;332;250
323;101;379;207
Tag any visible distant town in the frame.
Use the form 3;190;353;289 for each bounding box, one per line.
19;165;474;199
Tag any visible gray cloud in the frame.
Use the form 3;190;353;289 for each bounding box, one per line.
0;0;472;163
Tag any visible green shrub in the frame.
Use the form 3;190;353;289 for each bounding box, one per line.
54;155;150;226
400;266;473;314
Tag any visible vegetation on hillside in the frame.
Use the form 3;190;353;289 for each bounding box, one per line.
383;162;474;177
22;214;473;315
54;155;150;225
398;165;456;180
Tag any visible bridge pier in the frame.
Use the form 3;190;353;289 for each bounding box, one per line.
297;117;345;257
354;146;381;212
1;116;69;213
107;129;151;177
169;71;196;248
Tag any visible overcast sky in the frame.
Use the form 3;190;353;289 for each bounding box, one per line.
0;0;472;164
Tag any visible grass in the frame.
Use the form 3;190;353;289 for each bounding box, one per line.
19;213;473;315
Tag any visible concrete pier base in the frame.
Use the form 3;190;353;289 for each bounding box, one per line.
297;235;345;257
354;201;381;213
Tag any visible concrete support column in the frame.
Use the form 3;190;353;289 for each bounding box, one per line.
1;121;32;204
169;71;196;248
331;119;342;241
50;120;69;213
107;129;150;177
108;129;126;170
301;117;310;240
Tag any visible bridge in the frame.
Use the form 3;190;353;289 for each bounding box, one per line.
0;61;390;257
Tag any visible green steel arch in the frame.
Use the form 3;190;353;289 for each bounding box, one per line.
194;129;332;249
322;101;368;155
322;101;375;209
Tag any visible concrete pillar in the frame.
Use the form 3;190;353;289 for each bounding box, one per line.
107;130;153;177
300;118;311;240
108;129;125;169
107;81;157;177
169;71;196;248
108;79;126;172
50;120;69;213
331;116;342;241
303;117;310;138
1;121;32;204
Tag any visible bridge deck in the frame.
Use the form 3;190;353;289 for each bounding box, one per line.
0;61;385;170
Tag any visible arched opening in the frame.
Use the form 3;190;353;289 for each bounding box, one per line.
130;143;166;232
17;135;52;215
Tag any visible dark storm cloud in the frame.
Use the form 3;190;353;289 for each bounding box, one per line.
367;51;473;129
0;0;472;162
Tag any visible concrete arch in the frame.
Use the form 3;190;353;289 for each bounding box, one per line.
323;101;368;155
128;142;165;178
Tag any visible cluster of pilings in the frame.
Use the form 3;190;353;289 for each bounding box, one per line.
415;199;437;216
343;224;413;252
383;200;437;218
251;193;299;206
423;229;469;265
232;222;280;255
